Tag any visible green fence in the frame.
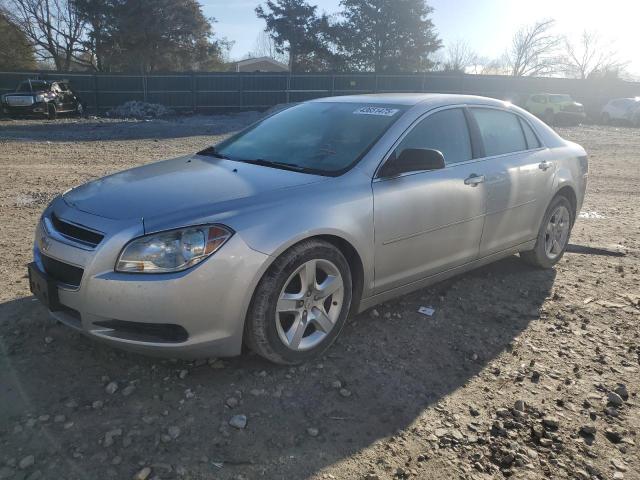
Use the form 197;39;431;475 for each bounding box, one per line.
1;70;639;115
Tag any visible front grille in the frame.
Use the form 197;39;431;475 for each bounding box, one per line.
6;95;34;106
51;213;104;247
41;255;84;287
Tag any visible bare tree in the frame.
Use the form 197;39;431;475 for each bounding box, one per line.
562;30;628;79
470;56;507;75
504;19;561;77
3;0;87;71
249;31;289;64
441;40;477;73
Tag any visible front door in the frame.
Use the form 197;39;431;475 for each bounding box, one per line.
372;107;487;293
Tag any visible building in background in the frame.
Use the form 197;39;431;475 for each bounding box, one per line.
230;56;289;72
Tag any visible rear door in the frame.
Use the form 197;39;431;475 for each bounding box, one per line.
372;107;487;293
469;107;555;256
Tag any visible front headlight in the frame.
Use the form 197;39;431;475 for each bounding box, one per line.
35;94;45;102
116;225;233;273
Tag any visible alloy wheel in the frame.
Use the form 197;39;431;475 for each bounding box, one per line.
544;205;571;260
275;259;344;351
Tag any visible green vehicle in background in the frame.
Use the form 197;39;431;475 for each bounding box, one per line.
520;93;586;125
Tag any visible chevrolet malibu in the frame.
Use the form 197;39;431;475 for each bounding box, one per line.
29;94;588;364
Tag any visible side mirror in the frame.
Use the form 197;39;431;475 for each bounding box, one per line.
379;148;445;178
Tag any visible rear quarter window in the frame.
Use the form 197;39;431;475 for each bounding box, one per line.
518;118;541;149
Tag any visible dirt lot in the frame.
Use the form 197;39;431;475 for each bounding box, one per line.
0;117;638;480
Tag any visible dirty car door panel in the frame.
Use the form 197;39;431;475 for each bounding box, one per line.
470;108;555;256
373;107;486;293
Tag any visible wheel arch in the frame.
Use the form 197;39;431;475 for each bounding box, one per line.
244;233;366;328
313;234;365;317
555;185;577;222
533;183;578;236
240;233;366;357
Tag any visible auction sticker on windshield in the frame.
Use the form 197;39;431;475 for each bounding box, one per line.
353;106;400;116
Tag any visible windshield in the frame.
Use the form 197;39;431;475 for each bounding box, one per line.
16;81;49;92
213;102;407;175
550;95;571;103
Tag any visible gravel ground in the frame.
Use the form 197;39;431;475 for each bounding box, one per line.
0;117;638;480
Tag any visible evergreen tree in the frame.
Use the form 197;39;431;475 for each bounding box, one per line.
335;0;442;72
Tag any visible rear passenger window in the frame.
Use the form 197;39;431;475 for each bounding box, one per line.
396;108;472;165
519;118;541;149
472;109;527;156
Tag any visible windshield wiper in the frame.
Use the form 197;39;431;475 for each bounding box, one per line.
198;150;319;174
242;158;314;173
197;146;230;159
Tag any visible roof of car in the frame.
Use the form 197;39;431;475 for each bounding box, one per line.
311;93;509;108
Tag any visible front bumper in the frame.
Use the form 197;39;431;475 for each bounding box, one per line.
3;102;48;116
31;198;270;359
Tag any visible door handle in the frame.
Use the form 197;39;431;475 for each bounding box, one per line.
538;160;553;171
464;174;485;186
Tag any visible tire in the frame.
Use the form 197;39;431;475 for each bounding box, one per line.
520;195;574;269
46;103;57;120
244;239;353;365
76;102;84;117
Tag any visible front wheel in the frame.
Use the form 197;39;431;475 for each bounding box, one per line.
46;103;57;120
244;239;352;365
520;195;574;269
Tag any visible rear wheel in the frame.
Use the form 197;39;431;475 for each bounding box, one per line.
244;239;352;365
520;195;574;269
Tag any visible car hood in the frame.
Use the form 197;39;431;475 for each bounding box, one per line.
63;154;327;221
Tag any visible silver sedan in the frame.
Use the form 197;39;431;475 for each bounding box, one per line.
28;94;588;364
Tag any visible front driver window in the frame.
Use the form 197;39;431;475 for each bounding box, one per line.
395;108;472;165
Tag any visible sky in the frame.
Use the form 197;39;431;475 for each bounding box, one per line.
201;0;640;76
